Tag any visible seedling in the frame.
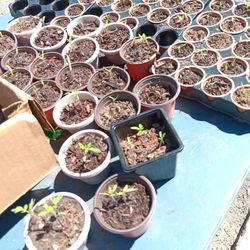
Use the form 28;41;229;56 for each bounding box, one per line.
222;62;229;72
135;33;148;44
155;90;169;99
131;124;146;135
67;36;73;44
158;131;166;145
244;2;250;10
242;90;250;98
116;106;122;113
78;142;102;155
231;56;237;67
103;113;112;120
104;65;114;75
101;184;137;197
39;51;46;61
108;95;119;102
40;80;48;88
32;86;39;97
6;65;14;76
38;195;63;217
11;198;35;214
66;55;72;71
71;90;81;101
126;136;133;145
40;16;46;24
214;1;224;10
178;14;187;22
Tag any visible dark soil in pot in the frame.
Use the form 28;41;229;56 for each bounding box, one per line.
73;22;98;36
234;4;250;18
97;0;113;7
98;181;150;229
35;27;64;48
220;59;246;75
2;69;31;90
178;0;203;14
149;9;169;23
233;86;250;108
32;53;64;79
203;76;231;96
193;50;218;67
178;68;203;85
66;4;84;17
0;31;16;58
102;13;119;24
66;40;96;63
113;0;132;12
29;196;84;250
130;4;150;18
234;41;250;58
207;33;233;50
65;133;108;173
161;0;181;8
96;26;130;50
58;64;94;91
184;27;208;42
170;43;193;58
198;12;221;26
154;59;178;75
60;97;95;125
26;81;61;110
169;14;191;29
3;47;36;69
54;17;70;29
123;37;157;63
221;17;246;33
9;16;39;33
211;0;233;12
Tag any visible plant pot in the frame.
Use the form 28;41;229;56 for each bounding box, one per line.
201;75;234;101
217;57;249;78
233;3;250;20
95;90;141;131
1;46;38;71
96;23;133;65
87;66;130;99
53;91;99;133
183;25;209;44
147;7;170;24
178;0;204;15
135;23;158;37
78;0;95;5
129;3;151;18
96;0;113;7
231;85;250;112
58;129;112;184
220;16;247;35
133;75;181;120
7;16;42;46
67;15;103;39
153;29;178;54
143;0;159;4
93;173;157;237
232;40;250;60
196;11;223;28
120;17;139;32
209;0;234;13
160;0;181;9
26;80;63;127
110;108;184;181
111;0;133;13
50;15;71;29
168;41;195;60
151;57;180;76
30;52;65;80
120;37;159;81
2;68;33;91
24;192;91;250
62;37;100;67
175;66;205;91
0;30;18;60
30;25;67;52
56;62;95;92
65;3;85;19
167;13;192;30
100;11;120;24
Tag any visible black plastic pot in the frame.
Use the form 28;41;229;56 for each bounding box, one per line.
135;23;157;37
110;108;184;182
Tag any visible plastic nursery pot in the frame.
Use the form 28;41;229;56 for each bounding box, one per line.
110;108;184;181
58;129;112;184
120;38;159;81
96;0;113;7
94;90;141;131
201;75;234;101
183;25;210;44
1;46;38;71
217;57;249;78
53;91;99;133
100;11;120;24
133;75;181;120
209;0;235;13
167;13;192;30
232;40;250;60
143;0;159;4
146;7;170;24
24;192;91;250
135;23;158;37
168;41;195;60
93;173;157;237
50;15;71;29
67;15;103;39
196;11;223;28
231;85;250;113
153;29;178;55
175;66;206;92
87;66;131;99
65;3;85;19
220;16;248;35
0;30;18;59
119;17;139;32
180;0;205;15
151;57;180;76
30;52;65;80
30;25;67;52
98;23;133;65
62;37;100;67
111;0;133;13
233;3;250;20
7;16;42;46
129;3;152;18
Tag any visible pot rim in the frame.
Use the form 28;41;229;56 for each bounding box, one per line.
232;40;250;60
230;84;250;111
209;0;235;13
64;3;86;19
50;15;71;28
129;3;152;18
146;7;170;24
100;11;121;23
0;29;18;58
168;41;195;60
183;25;210;44
167;12;192;30
111;0;133;13
179;0;205;15
196;11;223;28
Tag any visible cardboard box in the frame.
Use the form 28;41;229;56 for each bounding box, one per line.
0;77;57;214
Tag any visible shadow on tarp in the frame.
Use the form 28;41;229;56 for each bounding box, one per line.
176;98;250;135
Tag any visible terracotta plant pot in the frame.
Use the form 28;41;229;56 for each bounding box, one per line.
151;57;180;76
220;16;247;35
0;30;18;60
50;15;71;29
196;11;223;28
93;173;157;237
94;90;141;131
7;16;42;46
231;85;250;112
120;37;159;81
133;74;181;120
65;3;85;19
58;129;112;184
119;17;139;32
24;192;91;250
183;25;210;44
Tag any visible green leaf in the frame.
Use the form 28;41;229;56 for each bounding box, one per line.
11;206;25;214
89;147;102;155
38;210;50;217
44;128;63;140
52;195;62;206
28;199;35;212
23;204;28;212
78;143;86;150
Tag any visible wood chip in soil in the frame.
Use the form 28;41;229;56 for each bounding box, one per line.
154;59;178;75
9;16;39;33
178;0;203;14
198;13;221;26
28;196;84;250
233;87;250;108
2;70;30;90
171;43;193;58
204;76;231;96
178;68;202;85
161;0;181;8
211;0;233;12
234;41;250;58
193;50;218;67
185;28;207;42
0;34;15;58
207;33;233;50
169;14;190;28
221;17;245;33
60;97;95;125
65;133;108;173
73;22;98;36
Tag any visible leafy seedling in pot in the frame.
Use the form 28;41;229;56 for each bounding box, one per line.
79;142;102;156
39;51;46;61
104;66;114;75
32;86;39;98
178;14;187;22
158;131;166;146
40;16;46;25
101;184;137;197
244;2;250;10
131;123;147;135
40;80;48;88
66;55;72;71
70;90;81;101
135;33;149;44
126;136;133;145
11;198;36;215
108;95;119;102
6;64;14;76
104;66;119;89
37;195;63;217
67;36;73;44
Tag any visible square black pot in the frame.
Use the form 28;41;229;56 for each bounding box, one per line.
110;108;184;182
